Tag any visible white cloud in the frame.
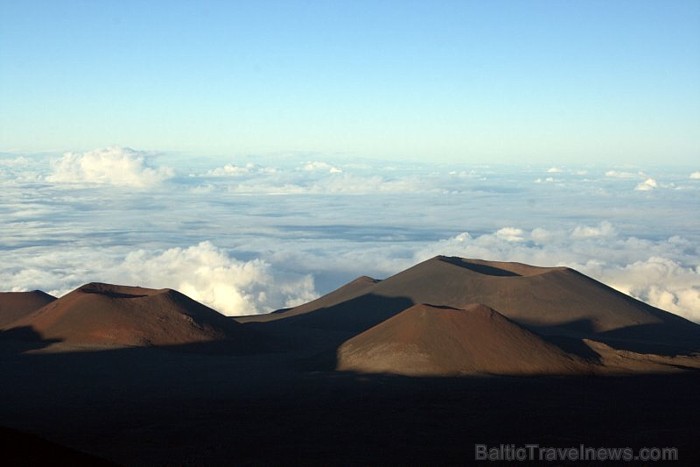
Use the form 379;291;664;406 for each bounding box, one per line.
219;171;428;195
189;184;216;194
46;146;174;187
690;171;700;180
605;170;642;179
2;242;318;316
495;227;525;242
116;242;317;316
197;159;439;195
571;221;616;239
635;177;658;191
207;163;255;176
307;173;427;194
205;163;277;177
606;257;700;323
547;167;563;173
0;155;48;183
530;227;561;244
0;156;30;167
303;161;343;173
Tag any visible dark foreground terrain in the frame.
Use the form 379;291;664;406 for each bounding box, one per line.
1;342;699;466
2;257;700;465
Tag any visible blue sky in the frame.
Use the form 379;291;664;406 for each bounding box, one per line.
1;0;699;164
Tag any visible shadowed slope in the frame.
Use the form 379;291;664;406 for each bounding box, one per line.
338;303;589;376
8;283;253;350
237;275;379;324
0;291;56;329
285;275;380;314
0;426;116;466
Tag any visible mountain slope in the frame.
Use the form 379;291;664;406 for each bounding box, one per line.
8;283;252;349
338;303;589;376
274;256;700;354
0;291;56;329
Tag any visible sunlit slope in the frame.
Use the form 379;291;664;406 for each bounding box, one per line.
8;283;252;348
0;291;56;329
338;303;588;375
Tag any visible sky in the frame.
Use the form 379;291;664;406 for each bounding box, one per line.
1;2;699;323
1;0;699;164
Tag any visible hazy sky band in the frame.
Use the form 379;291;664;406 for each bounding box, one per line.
1;0;698;163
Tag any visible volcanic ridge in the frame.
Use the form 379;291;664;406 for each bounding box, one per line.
246;255;700;375
2;256;700;374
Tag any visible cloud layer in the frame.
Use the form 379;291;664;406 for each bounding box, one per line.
2;148;699;322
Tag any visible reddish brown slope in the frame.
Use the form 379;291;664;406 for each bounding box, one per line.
237;275;379;324
9;283;251;349
278;275;380;317
0;291;56;329
370;256;663;332
368;256;700;349
338;303;589;376
281;257;695;347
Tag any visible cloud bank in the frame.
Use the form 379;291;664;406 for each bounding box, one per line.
2;242;316;316
46;147;174;187
117;242;316;315
195;159;431;194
